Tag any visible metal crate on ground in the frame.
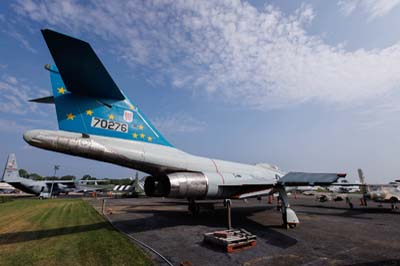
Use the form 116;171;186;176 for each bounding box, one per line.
203;228;257;253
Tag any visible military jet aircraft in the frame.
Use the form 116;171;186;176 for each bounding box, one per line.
316;169;400;209
1;153;74;196
358;169;400;209
23;29;346;227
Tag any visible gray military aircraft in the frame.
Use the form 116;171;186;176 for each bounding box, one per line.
358;169;400;208
1;153;74;196
316;169;400;209
23;29;346;227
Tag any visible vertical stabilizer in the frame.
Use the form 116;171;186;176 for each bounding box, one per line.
2;154;20;182
357;168;367;194
40;29;172;147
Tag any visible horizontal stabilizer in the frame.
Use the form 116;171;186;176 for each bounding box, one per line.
29;96;54;104
278;172;346;186
41;29;125;100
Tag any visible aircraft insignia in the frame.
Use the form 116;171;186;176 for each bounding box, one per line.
66;113;75;120
123;110;133;122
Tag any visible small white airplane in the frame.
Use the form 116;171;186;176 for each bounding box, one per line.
328;178;360;193
23;29;346;228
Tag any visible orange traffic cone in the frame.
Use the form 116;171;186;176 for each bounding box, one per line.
268;195;273;204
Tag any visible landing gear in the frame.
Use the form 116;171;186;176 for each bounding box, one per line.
276;186;299;229
360;197;367;206
188;199;200;216
390;197;398;210
346;197;354;209
224;199;232;229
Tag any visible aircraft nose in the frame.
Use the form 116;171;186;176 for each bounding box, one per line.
23;130;40;143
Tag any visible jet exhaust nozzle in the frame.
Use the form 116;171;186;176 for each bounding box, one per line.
144;176;170;197
144;172;208;199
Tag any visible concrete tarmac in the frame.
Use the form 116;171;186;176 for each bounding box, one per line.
88;196;400;266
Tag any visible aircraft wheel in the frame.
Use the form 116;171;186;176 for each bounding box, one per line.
283;223;290;229
283;222;297;229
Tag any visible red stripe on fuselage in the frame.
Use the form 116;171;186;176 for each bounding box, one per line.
211;159;225;184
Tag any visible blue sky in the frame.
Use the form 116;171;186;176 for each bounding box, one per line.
1;0;400;182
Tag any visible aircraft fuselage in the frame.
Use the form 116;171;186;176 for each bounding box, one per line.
24;129;282;199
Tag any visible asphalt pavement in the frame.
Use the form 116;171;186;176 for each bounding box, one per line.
88;195;400;266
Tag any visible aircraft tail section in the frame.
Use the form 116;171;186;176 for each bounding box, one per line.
2;154;20;182
357;168;367;194
39;29;172;147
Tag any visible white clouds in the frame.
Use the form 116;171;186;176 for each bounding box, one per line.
0;74;56;132
0;118;30;133
0;14;37;53
357;90;400;129
5;76;18;85
6;30;37;53
0;75;39;115
11;0;400;110
152;113;206;134
0;117;55;133
338;0;400;20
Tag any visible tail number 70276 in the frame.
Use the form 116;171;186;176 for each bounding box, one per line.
91;117;128;133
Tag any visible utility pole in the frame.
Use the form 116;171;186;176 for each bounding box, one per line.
49;165;60;198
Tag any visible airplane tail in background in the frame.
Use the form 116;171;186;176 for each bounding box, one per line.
34;29;172;147
357;168;367;194
2;154;20;182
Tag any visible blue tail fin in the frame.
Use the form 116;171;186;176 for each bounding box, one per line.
41;29;172;147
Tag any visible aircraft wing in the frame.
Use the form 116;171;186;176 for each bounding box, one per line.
44;180;76;188
74;185;110;193
277;172;346;186
234;188;274;199
220;172;346;199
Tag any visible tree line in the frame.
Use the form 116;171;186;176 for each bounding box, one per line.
18;169;135;185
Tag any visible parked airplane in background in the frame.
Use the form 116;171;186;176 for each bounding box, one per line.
287;185;321;195
1;153;74;196
23;29;346;228
358;169;400;209
2;153;114;196
328;178;360;193
75;179;113;193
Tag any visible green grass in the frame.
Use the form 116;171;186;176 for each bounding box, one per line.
0;196;12;204
0;199;153;266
